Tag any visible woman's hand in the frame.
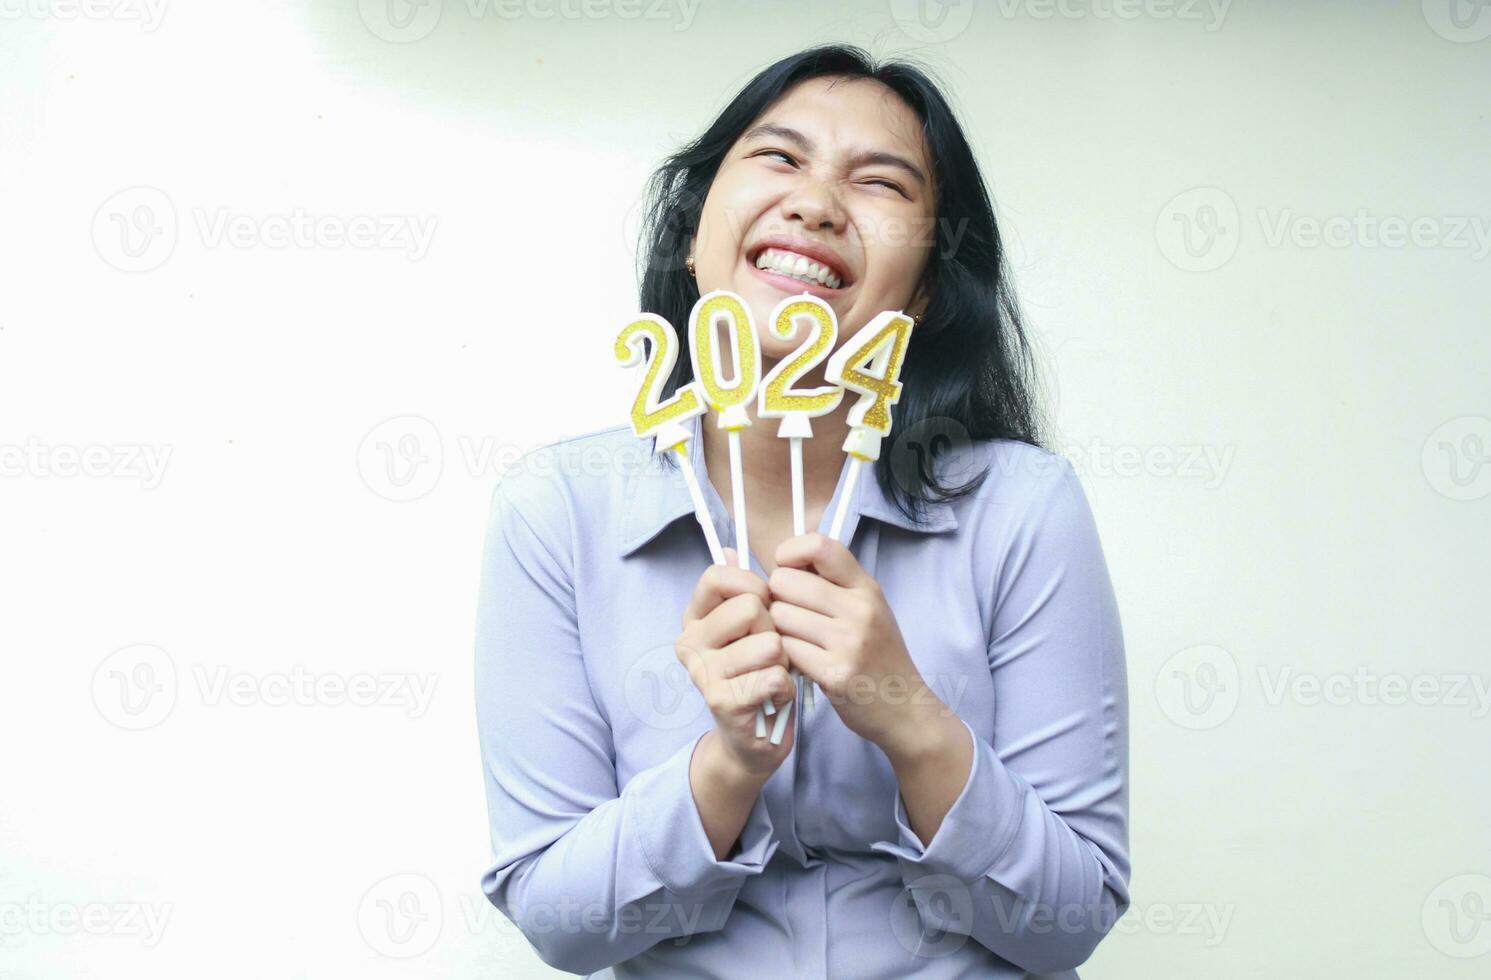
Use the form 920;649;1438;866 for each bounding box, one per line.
769;533;974;846
676;549;797;781
767;533;959;761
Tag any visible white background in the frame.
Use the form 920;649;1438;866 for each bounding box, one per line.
1;1;1488;977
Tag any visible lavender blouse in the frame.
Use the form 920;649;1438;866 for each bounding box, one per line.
474;412;1131;978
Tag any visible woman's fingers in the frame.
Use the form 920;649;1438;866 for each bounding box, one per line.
768;597;837;649
683;560;771;624
695;592;772;646
781;635;834;692
700;658;793;716
766;565;844;616
717;630;789;679
773;532;868;588
722;664;796;713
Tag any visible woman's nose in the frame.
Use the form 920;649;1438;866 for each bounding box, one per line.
781;177;846;233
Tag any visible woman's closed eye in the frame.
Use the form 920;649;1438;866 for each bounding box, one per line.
756;150;909;199
756;148;798;166
860;177;908;197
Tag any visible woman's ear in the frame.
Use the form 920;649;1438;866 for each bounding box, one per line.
906;274;934;321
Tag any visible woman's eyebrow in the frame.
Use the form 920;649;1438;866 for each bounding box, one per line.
742;122;928;189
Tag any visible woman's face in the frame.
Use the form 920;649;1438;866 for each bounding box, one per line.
691;75;937;363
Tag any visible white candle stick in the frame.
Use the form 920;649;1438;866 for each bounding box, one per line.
727;426;774;733
614;315;760;730
827;454;862;543
688;291;774;736
614;313;722;550
726;429;751;572
789;436;807;536
674;441;726;564
824;309;917;548
759;293;845;739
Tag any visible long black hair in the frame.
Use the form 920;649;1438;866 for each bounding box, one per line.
637;43;1043;524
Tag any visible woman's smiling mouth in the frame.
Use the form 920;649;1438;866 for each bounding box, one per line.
752;247;843;289
744;238;853;298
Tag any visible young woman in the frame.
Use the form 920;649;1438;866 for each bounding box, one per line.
475;45;1130;979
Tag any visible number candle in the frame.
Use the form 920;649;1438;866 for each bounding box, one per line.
823;310;916;543
758;292;844;734
614;313;725;564
686;289;774;737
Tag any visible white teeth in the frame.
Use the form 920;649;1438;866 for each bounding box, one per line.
754;247;844;289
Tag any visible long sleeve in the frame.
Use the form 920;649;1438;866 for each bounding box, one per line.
474;468;778;975
871;457;1131;975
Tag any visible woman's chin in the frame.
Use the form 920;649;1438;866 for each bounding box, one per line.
755;336;802;363
731;285;851;344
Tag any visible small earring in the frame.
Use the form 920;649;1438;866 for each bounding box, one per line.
685;255;696;277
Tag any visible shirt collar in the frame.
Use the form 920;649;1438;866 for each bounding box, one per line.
617;413;957;559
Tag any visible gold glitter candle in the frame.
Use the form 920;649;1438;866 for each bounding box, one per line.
689;290;761;431
614;313;705;451
825;310;915;461
759;293;844;423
